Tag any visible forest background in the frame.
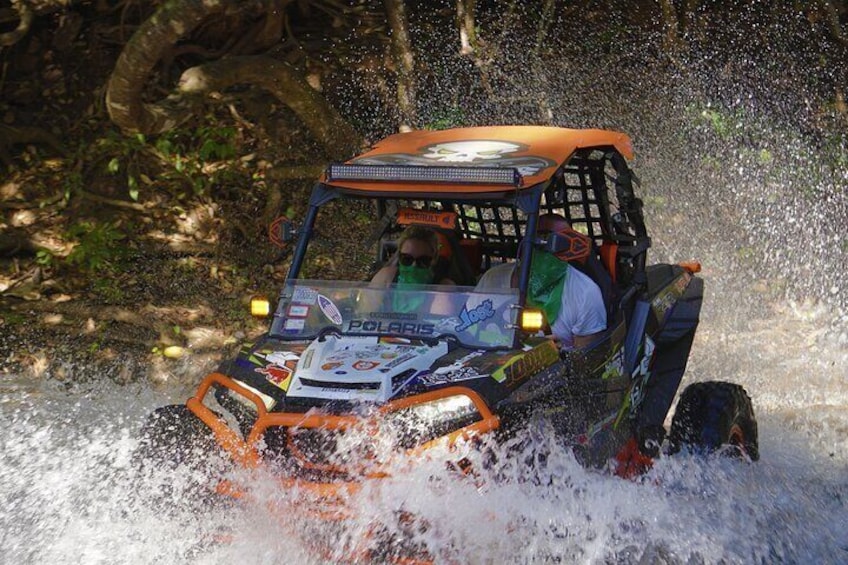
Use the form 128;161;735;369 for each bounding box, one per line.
1;0;846;383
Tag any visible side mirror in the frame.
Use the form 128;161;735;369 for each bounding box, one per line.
269;216;298;249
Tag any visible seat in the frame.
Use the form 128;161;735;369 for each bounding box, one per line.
432;230;477;286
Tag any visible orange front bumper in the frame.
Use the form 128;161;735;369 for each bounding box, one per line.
186;372;500;501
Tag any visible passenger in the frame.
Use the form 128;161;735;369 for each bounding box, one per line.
475;213;606;349
371;226;456;287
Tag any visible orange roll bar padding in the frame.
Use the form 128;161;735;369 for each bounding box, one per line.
186;372;500;480
679;261;701;274
600;242;618;283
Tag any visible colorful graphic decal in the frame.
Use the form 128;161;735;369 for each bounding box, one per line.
288;304;309;317
379;336;414;345
382;352;416;369
284;318;306;331
492;341;559;387
352;139;558;177
353;360;380;371
419;366;485;386
614;335;656;429
601;347;624;381
317;294;343;325
651;273;690;323
292;286;319;305
454;299;495;332
255;350;301;391
397;208;457;230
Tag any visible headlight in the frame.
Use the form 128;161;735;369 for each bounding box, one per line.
385;395;480;449
250;295;271;317
520;308;545;332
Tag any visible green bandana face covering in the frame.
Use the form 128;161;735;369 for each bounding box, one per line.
397;264;433;285
394;264;433;313
526;250;568;325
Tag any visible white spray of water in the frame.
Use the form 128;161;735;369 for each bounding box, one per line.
1;377;845;564
3;5;847;564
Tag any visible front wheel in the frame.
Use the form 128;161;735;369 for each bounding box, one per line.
133;404;227;505
669;381;759;461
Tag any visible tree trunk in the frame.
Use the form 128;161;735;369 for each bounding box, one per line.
456;0;477;56
822;0;848;45
105;0;360;157
105;0;230;135
382;0;417;131
178;56;361;158
658;0;686;54
0;1;34;47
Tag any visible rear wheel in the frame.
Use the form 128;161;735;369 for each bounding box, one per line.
669;381;759;461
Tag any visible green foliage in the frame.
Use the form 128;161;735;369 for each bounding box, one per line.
35;249;55;268
152;123;239;197
97;131;149;201
62;171;84;201
197;126;237;161
699;108;736;139
2;311;26;326
91;277;125;304
65;221;127;272
426;107;466;130
96;123;241;202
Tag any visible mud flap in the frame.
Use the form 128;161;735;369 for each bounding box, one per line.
623;299;650;376
636;277;704;434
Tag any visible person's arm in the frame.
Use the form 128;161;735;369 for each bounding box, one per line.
573;331;605;349
370;266;396;287
564;268;607;349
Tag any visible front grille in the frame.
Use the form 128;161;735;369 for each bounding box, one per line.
298;378;381;391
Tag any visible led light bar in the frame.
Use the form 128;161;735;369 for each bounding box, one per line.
326;164;523;186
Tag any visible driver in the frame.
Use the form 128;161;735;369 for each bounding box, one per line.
475;213;606;348
371;226;456;287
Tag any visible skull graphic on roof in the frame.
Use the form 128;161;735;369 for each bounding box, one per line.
421;140;522;163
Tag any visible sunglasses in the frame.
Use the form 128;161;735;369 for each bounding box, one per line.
399;253;433;268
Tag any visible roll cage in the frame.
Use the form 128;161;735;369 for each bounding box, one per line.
286;147;650;317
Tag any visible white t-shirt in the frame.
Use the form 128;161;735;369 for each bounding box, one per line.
475;262;607;348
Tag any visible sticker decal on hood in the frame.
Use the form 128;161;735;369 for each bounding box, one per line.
256;350;301;391
256;363;294;390
416;366;484;386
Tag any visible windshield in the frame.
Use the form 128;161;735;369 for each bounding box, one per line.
270;280;519;349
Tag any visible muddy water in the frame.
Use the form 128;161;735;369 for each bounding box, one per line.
1;310;845;565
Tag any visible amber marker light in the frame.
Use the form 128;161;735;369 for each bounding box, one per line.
520;309;545;332
250;296;271;317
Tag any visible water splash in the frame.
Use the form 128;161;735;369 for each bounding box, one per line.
3;4;847;563
1;378;845;563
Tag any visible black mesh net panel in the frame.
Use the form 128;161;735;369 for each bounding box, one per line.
382;149;639;269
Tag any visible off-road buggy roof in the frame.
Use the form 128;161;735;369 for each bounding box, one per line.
321;126;634;196
290;125;648;300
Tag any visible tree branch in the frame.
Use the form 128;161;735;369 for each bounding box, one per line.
382;0;417;131
105;0;230;135
456;0;477;56
178;55;361;157
822;0;848;45
0;1;34;48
